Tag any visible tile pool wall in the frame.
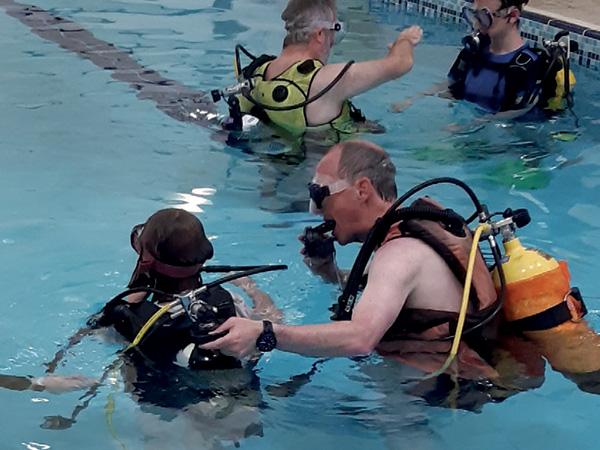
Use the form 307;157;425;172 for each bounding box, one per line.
379;0;600;72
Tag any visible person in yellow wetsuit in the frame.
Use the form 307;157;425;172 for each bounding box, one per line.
230;0;422;138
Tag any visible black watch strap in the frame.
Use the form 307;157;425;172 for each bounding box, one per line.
256;320;277;352
263;320;273;334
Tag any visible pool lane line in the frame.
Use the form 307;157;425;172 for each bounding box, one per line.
0;0;217;125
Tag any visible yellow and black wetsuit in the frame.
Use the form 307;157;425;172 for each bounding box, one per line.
237;58;366;137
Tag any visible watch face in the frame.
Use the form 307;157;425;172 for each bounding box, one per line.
256;332;276;352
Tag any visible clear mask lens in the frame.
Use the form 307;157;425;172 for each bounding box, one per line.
462;6;493;30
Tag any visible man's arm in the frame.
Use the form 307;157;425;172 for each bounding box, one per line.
201;241;420;358
305;26;422;125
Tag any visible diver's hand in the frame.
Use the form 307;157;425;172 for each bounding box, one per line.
230;276;258;292
199;317;263;359
298;228;335;260
389;25;423;52
390;99;413;113
31;375;99;394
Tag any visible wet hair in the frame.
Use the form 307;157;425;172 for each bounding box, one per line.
336;140;397;202
128;208;214;293
281;0;336;47
500;0;528;10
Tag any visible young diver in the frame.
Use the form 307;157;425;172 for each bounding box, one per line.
0;210;283;382
447;0;575;116
80;207;285;370
35;208;287;443
393;0;575;120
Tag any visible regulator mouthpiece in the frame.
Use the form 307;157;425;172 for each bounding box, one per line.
303;220;336;259
462;32;490;54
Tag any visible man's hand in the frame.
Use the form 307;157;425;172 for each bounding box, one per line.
298;231;342;284
388;25;423;54
31;375;98;394
199;317;263;359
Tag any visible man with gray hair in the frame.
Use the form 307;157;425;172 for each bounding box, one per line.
202;140;500;379
235;0;422;137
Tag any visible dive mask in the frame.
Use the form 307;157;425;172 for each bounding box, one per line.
462;6;511;30
308;179;350;213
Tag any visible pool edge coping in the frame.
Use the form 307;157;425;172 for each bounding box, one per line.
524;6;600;41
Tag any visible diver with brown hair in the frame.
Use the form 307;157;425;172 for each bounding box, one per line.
59;207;286;372
2;208;288;440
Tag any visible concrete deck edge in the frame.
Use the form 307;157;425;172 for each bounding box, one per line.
524;6;600;40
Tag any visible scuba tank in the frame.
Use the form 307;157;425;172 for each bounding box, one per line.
488;209;600;374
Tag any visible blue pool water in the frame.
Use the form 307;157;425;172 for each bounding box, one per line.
1;0;599;448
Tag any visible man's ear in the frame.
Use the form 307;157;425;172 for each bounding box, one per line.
507;7;520;24
315;29;326;45
355;177;374;202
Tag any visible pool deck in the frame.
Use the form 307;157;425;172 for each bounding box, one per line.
530;0;599;31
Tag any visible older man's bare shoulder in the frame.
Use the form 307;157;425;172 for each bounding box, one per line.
373;236;433;266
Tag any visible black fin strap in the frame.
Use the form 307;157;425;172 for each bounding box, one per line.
510;288;587;331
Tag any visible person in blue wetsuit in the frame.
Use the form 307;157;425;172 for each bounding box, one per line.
448;0;574;116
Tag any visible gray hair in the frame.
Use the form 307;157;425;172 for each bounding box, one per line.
336;141;397;202
281;0;336;47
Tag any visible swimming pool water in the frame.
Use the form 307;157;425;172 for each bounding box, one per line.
1;0;599;449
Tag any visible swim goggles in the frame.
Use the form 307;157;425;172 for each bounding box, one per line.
462;6;510;30
308;179;350;213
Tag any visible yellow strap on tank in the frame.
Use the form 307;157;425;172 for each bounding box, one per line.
124;300;177;352
426;224;485;378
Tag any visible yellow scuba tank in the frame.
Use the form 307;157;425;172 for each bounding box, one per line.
492;237;570;323
545;67;576;112
490;215;600;374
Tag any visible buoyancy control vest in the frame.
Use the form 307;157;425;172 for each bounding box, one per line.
380;198;499;341
95;285;241;370
448;41;575;113
332;197;499;342
236;57;365;136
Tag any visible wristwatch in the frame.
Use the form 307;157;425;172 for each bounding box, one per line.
256;320;277;352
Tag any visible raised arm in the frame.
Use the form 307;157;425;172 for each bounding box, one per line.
306;26;423;124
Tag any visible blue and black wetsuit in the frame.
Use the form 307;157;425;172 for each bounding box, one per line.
448;44;546;114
